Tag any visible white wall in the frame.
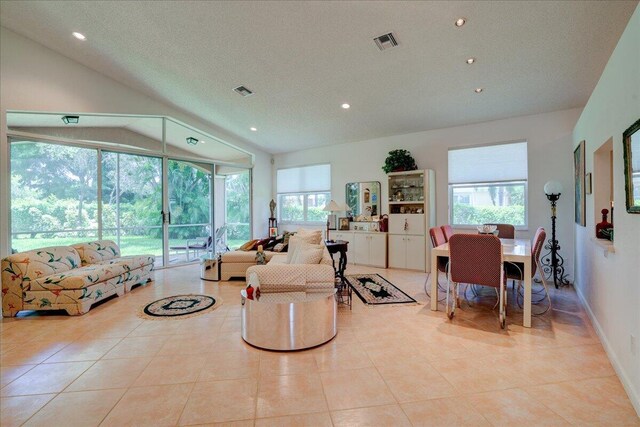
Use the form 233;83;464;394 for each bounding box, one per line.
572;5;640;414
274;108;582;274
0;27;273;257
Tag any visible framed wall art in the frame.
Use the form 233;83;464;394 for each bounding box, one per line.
574;140;586;226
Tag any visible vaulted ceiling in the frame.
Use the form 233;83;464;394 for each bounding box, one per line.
0;1;637;153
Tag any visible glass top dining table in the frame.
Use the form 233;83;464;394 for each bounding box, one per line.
430;238;533;328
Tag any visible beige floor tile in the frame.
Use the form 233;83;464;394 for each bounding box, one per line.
128;320;184;337
198;351;259;381
313;343;373;372
256;373;328;418
0;394;55;427
102;335;168;359
0;364;36;388
179;378;257;425
259;352;319;377
320;367;396;411
157;335;219;356
101;383;193;427
134;354;208;386
331;404;412;427
383;371;457;403
66;357;152;391
23;388;126;427
255;411;332;427
465;388;571;426
1;341;69;366
43;338;121;363
525;377;640;425
1;361;94;396
402;397;491;426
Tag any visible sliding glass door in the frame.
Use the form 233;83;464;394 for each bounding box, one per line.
223;169;251;250
167;159;213;263
10;141;98;252
101;152;164;266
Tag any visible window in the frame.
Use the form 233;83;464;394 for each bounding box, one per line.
277;164;331;223
448;142;528;228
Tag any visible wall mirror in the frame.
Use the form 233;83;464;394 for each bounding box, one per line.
623;118;640;213
345;181;381;217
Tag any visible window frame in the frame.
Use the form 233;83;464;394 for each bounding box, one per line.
448;180;529;231
277;191;331;226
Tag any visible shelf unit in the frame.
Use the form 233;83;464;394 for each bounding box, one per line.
387;169;435;272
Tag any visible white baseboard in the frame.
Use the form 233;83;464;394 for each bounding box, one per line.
574;285;640;417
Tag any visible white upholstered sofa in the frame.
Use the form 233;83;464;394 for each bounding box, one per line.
1;240;154;317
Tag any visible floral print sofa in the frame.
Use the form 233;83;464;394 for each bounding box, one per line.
1;240;154;317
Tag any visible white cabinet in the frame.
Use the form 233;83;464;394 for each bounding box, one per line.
353;232;387;268
387;169;435;272
388;234;425;270
332;231;354;243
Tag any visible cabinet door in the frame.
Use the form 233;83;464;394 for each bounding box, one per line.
405;235;426;271
353;234;370;265
388;215;407;234
388;214;425;234
368;234;387;268
404;214;425;235
388;235;406;269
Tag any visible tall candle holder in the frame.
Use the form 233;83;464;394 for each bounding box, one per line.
541;181;571;288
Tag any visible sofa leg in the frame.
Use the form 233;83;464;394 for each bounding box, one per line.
66;302;92;316
116;288;125;297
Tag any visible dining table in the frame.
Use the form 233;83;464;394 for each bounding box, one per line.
430;238;533;328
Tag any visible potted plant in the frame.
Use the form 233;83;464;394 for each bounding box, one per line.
382;149;418;173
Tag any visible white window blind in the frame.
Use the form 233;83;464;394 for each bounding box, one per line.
277;164;331;193
448;142;528;184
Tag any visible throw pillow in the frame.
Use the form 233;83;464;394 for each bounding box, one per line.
272;243;286;252
296;228;323;244
290;243;325;265
282;231;296;246
252;237;272;251
239;239;259;251
286;233;323;263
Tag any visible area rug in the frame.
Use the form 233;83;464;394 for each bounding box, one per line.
345;274;417;305
138;294;221;320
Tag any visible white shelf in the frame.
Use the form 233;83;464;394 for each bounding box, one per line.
388;201;424;205
591;237;615;254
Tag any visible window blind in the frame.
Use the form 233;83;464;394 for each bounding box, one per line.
277;164;331;193
448;142;528;184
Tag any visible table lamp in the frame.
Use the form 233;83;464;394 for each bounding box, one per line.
323;200;341;241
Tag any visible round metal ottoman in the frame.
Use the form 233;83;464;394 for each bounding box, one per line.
241;289;337;351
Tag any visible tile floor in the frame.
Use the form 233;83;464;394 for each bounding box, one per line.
1;264;638;426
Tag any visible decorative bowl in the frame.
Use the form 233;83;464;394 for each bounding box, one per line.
476;225;497;234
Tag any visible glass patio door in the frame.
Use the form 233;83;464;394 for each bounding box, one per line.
166;159;213;264
101;152;164;267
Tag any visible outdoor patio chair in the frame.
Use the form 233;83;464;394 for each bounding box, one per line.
214;226;230;253
170;235;213;261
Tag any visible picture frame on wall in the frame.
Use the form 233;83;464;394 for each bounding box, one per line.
585;172;592;194
339;217;350;230
574;140;586;226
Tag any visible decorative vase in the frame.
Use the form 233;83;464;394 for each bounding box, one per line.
595;209;613;239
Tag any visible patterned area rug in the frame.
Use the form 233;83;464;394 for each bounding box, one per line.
139;294;221;319
345;274;417;305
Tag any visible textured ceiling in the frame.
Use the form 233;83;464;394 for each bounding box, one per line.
0;1;637;154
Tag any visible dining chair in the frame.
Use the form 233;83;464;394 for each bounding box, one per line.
505;227;551;315
446;234;507;328
428;227;448;300
441;225;454;242
484;223;515;239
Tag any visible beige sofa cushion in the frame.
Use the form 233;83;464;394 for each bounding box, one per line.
290;243;325;264
286;231;323;263
222;250;276;263
30;263;128;291
72;240;121;265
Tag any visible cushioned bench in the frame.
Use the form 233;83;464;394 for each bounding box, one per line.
2;240;154;317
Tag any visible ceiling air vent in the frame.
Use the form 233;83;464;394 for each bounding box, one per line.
233;85;254;97
373;32;398;51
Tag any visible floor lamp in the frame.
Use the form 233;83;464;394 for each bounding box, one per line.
541;180;571;288
323;200;341;241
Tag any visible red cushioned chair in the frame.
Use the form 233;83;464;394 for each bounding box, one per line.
484;223;515;239
428;227;449;300
505;227;551;315
441;225;454;242
446;234;507;328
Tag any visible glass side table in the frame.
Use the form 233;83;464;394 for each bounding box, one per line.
200;254;220;281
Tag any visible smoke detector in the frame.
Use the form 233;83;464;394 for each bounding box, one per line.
373;32;398;51
233;85;254;97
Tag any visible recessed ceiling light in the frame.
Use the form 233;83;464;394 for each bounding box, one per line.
475;88;483;93
201;140;206;144
466;57;475;64
72;32;86;40
455;18;466;27
250;127;257;132
341;103;350;109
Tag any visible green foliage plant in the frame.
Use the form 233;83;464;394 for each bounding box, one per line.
382;149;418;174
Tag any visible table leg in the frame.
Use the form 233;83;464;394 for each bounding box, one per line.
430;253;438;311
523;260;532;328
